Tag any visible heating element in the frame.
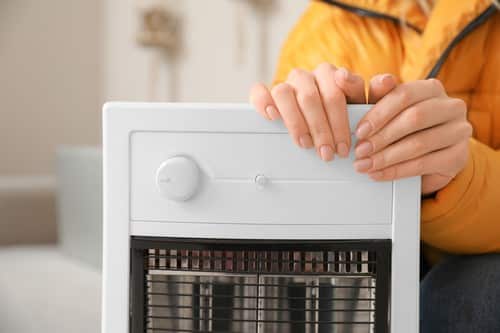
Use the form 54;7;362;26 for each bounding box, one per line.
102;103;420;333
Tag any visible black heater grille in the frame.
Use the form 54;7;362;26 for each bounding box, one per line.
130;238;391;333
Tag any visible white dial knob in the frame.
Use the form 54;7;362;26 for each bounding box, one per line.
156;156;200;201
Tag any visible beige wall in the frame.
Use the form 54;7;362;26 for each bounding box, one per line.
103;0;308;102
0;0;102;175
0;0;307;176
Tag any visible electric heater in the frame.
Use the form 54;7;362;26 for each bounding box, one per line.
102;103;420;333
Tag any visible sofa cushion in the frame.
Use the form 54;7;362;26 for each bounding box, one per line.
0;177;57;245
0;246;100;333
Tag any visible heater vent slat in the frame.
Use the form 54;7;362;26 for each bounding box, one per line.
130;238;390;333
145;275;376;333
146;249;377;275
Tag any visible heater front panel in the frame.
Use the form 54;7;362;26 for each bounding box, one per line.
130;237;391;333
103;103;420;333
130;132;393;227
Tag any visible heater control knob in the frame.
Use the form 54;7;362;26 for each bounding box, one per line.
156;156;200;201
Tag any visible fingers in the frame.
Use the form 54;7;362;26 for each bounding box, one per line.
367;140;469;182
333;67;366;104
356;78;447;140
355;97;466;159
249;83;280;120
353;120;472;173
287;69;335;161
314;64;350;157
270;82;313;149
368;73;398;104
249;64;367;162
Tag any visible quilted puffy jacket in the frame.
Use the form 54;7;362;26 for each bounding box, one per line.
273;0;500;257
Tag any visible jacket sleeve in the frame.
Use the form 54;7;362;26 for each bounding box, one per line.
421;16;500;254
272;1;402;86
421;139;500;253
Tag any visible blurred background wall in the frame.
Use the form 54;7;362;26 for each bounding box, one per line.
0;1;308;332
0;0;102;175
1;0;307;176
104;0;308;102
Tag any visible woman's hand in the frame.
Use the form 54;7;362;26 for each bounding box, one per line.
250;63;396;161
353;79;472;195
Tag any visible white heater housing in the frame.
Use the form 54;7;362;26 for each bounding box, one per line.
102;102;420;333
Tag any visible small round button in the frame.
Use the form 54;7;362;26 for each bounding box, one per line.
255;174;269;190
156;156;200;201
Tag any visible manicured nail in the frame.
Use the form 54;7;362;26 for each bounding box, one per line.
265;105;280;120
379;74;393;85
336;142;349;158
319;145;335;162
369;171;384;180
356;121;372;140
338;67;349;79
336;67;354;84
354;158;372;172
299;134;313;149
355;141;373;159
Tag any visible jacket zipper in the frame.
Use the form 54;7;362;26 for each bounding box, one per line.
319;0;422;33
426;5;497;78
319;1;498;79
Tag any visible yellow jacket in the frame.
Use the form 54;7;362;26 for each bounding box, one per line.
273;0;500;255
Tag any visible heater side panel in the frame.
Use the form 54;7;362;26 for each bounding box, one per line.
102;104;134;333
391;176;421;333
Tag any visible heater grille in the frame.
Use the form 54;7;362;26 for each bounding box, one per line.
130;238;391;333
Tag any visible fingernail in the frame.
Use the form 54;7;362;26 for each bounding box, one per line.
354;158;372;172
319;145;335;162
355;141;373;159
299;134;313;149
336;142;349;158
379;74;393;85
338;67;349;79
369;171;383;180
336;67;352;84
356;121;372;140
265;105;280;120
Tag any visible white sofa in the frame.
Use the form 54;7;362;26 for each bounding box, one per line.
0;246;101;333
0;167;102;332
